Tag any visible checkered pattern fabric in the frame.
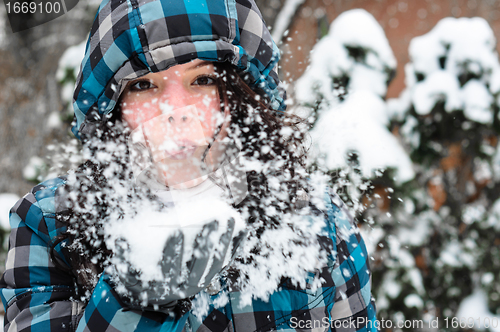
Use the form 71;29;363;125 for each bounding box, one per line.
0;179;377;331
72;0;284;139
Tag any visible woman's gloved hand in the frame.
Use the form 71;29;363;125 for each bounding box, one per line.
111;217;243;312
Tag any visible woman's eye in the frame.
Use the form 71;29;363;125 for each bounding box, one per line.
129;80;156;91
193;76;215;86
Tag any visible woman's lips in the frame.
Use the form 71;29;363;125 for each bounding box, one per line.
164;144;198;160
163;139;207;160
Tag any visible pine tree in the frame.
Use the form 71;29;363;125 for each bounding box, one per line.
385;16;500;329
295;12;500;332
292;9;418;326
293;8;412;212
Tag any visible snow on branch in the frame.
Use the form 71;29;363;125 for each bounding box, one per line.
293;9;413;186
392;17;500;123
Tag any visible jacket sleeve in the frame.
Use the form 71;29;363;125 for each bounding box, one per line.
0;179;189;332
328;194;378;331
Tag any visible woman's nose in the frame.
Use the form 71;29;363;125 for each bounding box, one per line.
164;105;206;143
167;107;194;127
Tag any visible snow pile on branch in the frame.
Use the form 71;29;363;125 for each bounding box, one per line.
0;194;19;231
0;194;19;251
391;17;500;123
293;9;413;185
295;8;396;109
56;40;87;114
309;90;414;182
456;289;500;332
22;156;47;182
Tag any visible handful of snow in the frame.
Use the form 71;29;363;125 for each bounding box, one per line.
105;197;246;284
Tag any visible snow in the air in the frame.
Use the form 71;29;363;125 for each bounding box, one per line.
58;86;331;310
17;4;500;323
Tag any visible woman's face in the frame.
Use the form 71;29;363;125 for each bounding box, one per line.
121;59;230;188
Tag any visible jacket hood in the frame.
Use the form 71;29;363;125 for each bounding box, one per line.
72;0;284;139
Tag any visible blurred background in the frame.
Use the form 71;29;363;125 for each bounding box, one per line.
1;0;500;331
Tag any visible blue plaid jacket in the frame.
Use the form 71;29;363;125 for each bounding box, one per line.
0;177;377;332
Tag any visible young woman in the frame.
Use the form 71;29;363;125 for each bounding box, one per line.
0;0;377;331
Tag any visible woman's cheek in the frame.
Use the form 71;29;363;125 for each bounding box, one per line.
123;103;160;129
201;101;222;138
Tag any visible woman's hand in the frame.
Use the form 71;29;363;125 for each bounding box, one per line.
112;217;240;312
